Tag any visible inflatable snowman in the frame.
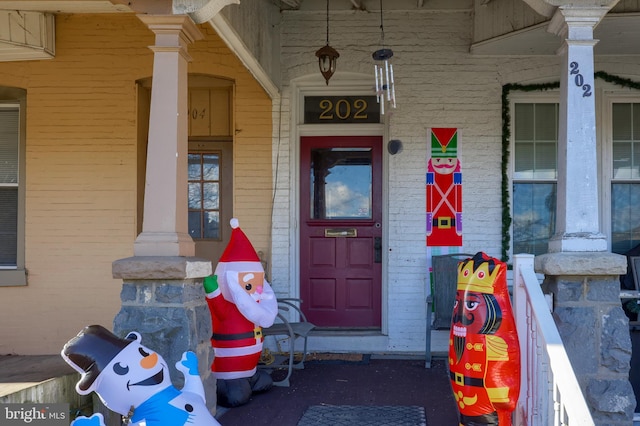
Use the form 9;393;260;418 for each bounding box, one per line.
61;324;221;426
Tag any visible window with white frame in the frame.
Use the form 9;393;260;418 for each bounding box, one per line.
511;92;640;258
511;101;558;256
0;89;26;286
610;101;640;255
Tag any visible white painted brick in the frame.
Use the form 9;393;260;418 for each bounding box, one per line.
271;6;640;354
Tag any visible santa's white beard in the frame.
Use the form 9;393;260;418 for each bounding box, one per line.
221;269;278;328
250;291;272;303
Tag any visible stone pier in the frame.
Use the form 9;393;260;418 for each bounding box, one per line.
111;256;215;416
536;252;635;425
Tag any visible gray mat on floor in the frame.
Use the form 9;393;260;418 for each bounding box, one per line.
297;405;427;426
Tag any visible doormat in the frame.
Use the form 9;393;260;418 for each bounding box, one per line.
304;353;371;365
297;405;427;426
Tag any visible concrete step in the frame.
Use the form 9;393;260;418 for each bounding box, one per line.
0;355;92;419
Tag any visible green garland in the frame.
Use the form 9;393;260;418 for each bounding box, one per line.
594;71;640;90
501;72;640;262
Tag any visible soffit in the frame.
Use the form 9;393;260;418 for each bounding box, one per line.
0;1;131;13
471;13;640;55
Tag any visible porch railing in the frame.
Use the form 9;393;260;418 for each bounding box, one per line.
512;253;595;426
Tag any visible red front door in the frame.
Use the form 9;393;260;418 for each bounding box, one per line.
300;136;382;328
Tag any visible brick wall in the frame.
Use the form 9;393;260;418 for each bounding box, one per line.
269;6;640;353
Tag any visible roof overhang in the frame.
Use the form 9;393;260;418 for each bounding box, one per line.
471;12;640;55
0;11;55;61
0;1;134;62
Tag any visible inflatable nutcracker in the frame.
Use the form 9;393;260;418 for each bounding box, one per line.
204;218;278;407
426;128;463;246
449;252;520;426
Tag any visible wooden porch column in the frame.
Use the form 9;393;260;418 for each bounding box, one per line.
547;5;610;253
535;6;634;424
134;15;203;257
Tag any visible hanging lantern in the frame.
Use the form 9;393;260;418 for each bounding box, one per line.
373;0;396;114
317;44;339;86
316;0;339;85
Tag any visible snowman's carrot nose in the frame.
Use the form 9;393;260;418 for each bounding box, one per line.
140;352;158;369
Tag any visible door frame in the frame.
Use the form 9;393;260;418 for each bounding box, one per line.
288;73;390;334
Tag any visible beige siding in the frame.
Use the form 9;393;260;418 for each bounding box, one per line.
0;14;272;355
190;25;274;260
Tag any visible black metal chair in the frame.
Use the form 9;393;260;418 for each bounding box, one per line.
259;298;315;386
425;253;473;368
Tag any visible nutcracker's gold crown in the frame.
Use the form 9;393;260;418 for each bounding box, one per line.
456;254;501;294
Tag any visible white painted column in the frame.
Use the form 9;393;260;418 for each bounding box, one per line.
134;15;203;257
547;6;609;253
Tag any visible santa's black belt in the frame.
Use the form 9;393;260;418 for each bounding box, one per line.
450;371;484;387
432;217;455;228
212;327;262;341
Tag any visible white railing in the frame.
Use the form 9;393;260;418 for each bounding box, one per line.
512;253;595;426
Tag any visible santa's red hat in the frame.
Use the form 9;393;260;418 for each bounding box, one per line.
214;218;264;300
215;218;264;274
219;218;261;263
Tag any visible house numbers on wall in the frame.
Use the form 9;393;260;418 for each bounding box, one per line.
569;61;592;97
190;108;207;120
304;96;380;124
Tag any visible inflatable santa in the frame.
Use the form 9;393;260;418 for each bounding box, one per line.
204;218;278;407
449;252;520;426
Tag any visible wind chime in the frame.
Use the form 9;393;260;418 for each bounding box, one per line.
373;0;396;114
316;0;339;85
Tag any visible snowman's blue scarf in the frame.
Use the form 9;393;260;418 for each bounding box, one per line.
131;385;189;425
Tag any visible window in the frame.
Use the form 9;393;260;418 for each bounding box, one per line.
610;102;640;254
188;152;221;240
0;88;26;286
511;90;640;258
0;106;19;265
309;148;373;219
511;102;558;256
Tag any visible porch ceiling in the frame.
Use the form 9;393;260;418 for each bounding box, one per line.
471;13;640;55
0;1;131;13
272;0;472;11
2;0;638;56
275;0;640;56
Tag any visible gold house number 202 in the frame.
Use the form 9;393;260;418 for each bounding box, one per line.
318;98;369;120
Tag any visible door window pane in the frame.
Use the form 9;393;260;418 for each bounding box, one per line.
188;153;221;239
309;148;372;219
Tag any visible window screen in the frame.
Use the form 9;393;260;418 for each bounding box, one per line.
0;107;19;267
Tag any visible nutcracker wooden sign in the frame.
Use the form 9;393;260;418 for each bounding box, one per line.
426;128;462;247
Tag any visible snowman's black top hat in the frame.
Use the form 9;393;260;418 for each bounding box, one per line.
61;324;137;392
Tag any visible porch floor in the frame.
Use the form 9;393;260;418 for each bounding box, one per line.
218;355;459;425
